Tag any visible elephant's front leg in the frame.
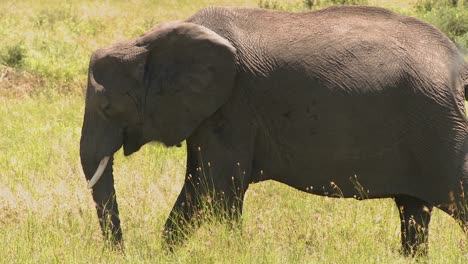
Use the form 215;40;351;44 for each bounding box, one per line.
163;118;255;247
163;144;252;247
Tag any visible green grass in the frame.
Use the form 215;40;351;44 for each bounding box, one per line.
0;0;467;263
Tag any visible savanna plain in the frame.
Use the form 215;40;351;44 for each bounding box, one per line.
1;0;468;263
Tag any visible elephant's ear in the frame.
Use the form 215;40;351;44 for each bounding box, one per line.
140;22;237;146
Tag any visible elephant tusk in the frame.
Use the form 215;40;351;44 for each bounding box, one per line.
87;156;110;189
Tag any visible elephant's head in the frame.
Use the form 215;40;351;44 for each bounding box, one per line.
79;21;237;242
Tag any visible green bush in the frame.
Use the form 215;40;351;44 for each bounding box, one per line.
414;0;467;12
414;0;468;50
258;0;368;11
414;0;451;12
327;0;368;5
257;0;467;51
258;0;303;11
0;42;27;68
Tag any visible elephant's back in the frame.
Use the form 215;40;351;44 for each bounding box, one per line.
189;5;457;54
189;6;460;90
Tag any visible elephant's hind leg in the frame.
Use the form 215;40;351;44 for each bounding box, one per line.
394;195;433;256
452;185;468;234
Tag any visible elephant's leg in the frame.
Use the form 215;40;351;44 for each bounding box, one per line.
162;101;255;248
162;182;248;245
394;195;433;256
458;146;468;233
162;161;250;248
90;162;122;246
452;185;468;234
163;138;252;248
456;203;468;234
162;177;199;247
445;141;468;234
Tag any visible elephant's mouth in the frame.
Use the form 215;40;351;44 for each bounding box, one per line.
123;125;143;156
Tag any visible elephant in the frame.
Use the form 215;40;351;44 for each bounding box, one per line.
80;5;468;256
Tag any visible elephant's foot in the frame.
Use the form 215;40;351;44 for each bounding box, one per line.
106;237;125;254
161;187;200;251
161;218;191;253
394;195;433;257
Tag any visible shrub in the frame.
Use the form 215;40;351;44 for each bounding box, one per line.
258;0;304;11
414;0;467;12
258;0;467;51
0;42;27;68
327;0;368;5
258;0;368;11
414;0;468;51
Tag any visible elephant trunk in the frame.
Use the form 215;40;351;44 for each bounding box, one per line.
80;75;124;244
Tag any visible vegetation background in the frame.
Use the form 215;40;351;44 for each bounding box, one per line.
0;0;467;263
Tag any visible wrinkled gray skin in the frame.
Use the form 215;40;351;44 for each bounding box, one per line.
80;6;468;256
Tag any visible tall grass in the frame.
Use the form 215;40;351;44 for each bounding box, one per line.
0;0;467;263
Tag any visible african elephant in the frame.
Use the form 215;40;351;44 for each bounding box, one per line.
80;5;468;256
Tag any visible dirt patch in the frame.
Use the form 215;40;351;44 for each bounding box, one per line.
0;66;44;98
0;66;86;98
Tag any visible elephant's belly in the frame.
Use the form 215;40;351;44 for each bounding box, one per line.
249;84;462;203
253;145;412;199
